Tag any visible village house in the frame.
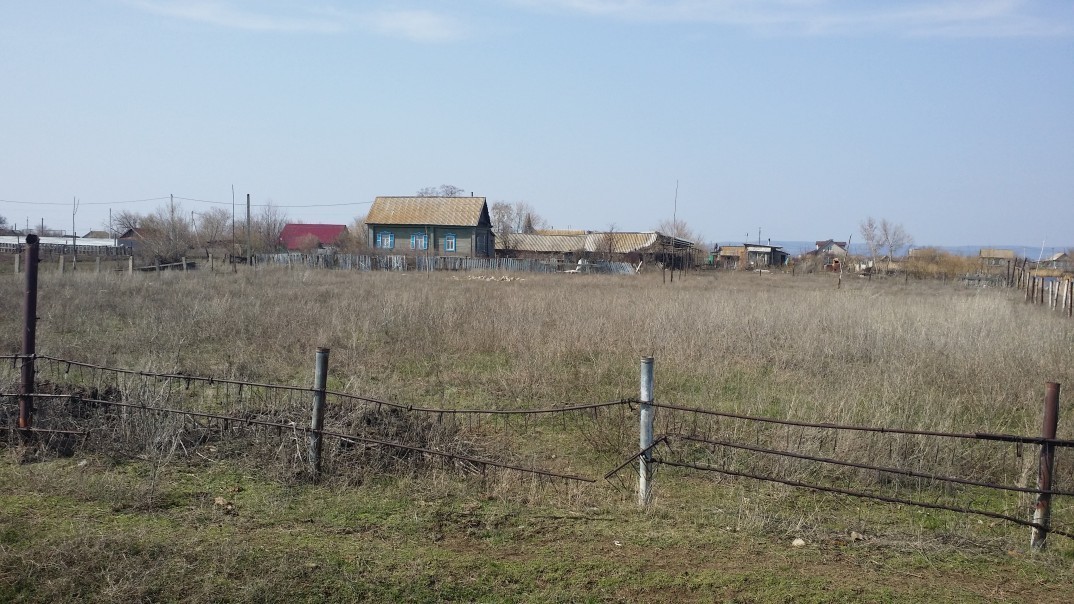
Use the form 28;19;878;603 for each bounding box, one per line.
814;239;848;255
117;227;161;253
1043;252;1072;272
365;196;495;258
715;244;789;270
797;239;849;272
278;224;348;251
979;248;1016;268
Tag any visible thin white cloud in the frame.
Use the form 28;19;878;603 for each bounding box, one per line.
127;1;468;41
128;0;344;33
512;0;1073;37
363;9;467;42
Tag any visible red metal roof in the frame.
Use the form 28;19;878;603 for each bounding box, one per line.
279;224;348;250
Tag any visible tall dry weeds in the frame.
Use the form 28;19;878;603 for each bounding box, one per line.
2;267;1072;502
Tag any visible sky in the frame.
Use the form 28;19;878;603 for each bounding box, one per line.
2;0;1072;248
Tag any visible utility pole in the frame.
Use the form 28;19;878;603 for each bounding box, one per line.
672;180;678;224
191;210;201;251
71;196;79;244
246;193;252;261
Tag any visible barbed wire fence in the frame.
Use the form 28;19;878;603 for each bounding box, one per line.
600;361;1073;550
1;352;629;487
3;351;1073;549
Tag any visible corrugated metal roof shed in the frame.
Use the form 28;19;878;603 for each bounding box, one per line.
497;231;693;254
534;229;587;236
499;233;584;253
367;197;488;227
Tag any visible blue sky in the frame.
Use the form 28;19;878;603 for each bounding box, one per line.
2;0;1072;247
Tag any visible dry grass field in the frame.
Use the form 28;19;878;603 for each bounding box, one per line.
2;265;1074;602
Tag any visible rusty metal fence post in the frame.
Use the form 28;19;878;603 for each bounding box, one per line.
1031;382;1060;550
639;357;654;507
308;347;330;479
19;234;41;433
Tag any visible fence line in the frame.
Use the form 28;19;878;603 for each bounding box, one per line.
252;252;635;275
673;433;1074;497
7;349;1073;548
1014;268;1073;318
3;392;596;484
657;458;1074;541
650;400;1074;448
23;353;633;417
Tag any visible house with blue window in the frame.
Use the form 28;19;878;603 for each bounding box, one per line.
365;196;496;258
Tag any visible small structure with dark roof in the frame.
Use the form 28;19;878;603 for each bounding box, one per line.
365;196;495;258
715;243;788;270
279;224;348;250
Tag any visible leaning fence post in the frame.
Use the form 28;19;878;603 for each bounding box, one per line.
19;234;40;433
1031;382;1060;550
639;357;654;507
308;347;331;479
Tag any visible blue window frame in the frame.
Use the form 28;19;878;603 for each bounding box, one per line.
376;232;394;249
410;232;428;250
444;233;456;252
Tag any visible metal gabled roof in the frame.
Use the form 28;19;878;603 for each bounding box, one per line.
497;233;586;253
497;231;694;254
367;197;489;227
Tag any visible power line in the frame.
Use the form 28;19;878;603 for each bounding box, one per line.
1;196;171;206
3;195;374;209
174;196;373;208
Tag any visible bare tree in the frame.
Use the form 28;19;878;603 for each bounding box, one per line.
195;207;231;256
110;210;142;236
490;201;515;251
490;201;548;252
859;217;881;268
860;216;912;271
599;223;618;261
140;199;194;261
417;185;466;197
251;202;289;252
516;201;547;233
880;219;913;269
656;218;700;243
0;214;8;230
339;214;370;252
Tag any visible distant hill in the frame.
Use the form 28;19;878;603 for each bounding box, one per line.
714;241;1071;259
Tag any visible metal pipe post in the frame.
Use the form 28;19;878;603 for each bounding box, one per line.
1031;382;1060;550
19;235;40;431
308;347;331;479
639;357;654;507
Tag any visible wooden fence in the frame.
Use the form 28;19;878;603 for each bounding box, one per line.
253;252;635;275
